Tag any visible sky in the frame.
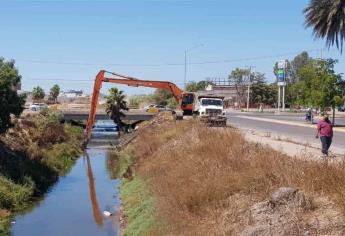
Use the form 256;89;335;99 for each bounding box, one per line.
0;0;344;95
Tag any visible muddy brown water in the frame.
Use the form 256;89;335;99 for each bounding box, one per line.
11;146;121;236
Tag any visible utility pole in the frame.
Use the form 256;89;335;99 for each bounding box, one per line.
278;86;281;112
184;44;203;90
282;86;285;111
282;62;286;111
246;66;252;111
184;50;187;89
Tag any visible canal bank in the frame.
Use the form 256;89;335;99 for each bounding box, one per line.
0;111;85;234
117;113;345;235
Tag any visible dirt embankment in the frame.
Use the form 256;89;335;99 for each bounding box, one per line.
119;113;345;235
0;111;85;234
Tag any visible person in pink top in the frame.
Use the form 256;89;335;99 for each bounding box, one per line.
316;114;333;156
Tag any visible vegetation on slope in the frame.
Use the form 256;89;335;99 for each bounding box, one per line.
118;114;345;235
0;110;85;234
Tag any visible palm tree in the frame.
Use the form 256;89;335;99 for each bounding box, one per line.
304;0;345;52
105;87;129;133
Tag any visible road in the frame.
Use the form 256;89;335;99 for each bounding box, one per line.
232;111;345;126
227;111;345;151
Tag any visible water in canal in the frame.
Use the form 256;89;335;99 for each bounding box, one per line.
11;147;121;236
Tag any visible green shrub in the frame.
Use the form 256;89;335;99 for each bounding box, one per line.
42;142;81;176
0;175;34;210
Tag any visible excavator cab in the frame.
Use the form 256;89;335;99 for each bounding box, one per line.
181;92;195;115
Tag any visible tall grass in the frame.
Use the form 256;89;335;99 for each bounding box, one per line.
121;119;345;235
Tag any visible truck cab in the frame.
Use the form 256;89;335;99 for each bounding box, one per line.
195;96;227;126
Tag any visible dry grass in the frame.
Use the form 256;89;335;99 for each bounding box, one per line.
126;118;345;235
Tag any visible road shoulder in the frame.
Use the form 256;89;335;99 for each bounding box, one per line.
239;127;345;160
236;115;345;133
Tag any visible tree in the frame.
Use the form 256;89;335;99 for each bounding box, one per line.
249;73;278;107
185;81;208;92
273;51;313;84
304;0;345;52
105;87;129;133
152;89;173;106
49;84;60;103
229;68;250;107
292;59;344;124
32;86;45;100
0;58;26;133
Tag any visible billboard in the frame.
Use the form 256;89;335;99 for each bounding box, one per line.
276;60;286;85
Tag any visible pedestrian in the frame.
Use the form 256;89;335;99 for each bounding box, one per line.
315;113;333;157
305;107;312;122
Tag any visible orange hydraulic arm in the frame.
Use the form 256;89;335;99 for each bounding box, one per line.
86;70;184;138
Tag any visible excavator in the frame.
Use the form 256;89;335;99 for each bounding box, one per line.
86;70;226;138
86;70;193;137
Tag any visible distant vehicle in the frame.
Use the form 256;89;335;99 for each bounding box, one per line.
91;121;118;139
338;105;345;112
145;104;172;112
29;103;48;111
143;104;155;111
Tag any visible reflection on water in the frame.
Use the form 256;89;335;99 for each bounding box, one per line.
86;154;104;227
11;148;120;236
106;151;121;180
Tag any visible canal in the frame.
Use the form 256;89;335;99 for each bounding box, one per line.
11;147;121;236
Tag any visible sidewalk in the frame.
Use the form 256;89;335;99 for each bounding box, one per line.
240;127;345;160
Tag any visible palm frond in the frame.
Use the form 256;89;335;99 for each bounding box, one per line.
304;0;345;52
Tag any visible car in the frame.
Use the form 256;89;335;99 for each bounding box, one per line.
143;104;155;111
338;105;345;112
144;104;173;112
29;103;48;111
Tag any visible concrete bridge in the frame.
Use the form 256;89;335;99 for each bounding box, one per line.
61;110;155;122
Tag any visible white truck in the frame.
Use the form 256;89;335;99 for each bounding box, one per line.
194;96;227;126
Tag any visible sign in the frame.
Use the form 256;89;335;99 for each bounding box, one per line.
276;60;286;84
277;60;286;69
277;69;284;81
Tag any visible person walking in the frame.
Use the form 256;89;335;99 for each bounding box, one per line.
315;114;333;157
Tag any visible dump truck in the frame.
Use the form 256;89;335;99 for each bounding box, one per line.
194;95;227;126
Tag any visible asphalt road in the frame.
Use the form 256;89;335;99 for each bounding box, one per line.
233;112;345;127
227;111;345;150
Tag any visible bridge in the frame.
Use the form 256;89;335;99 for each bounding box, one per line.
61;110;155;122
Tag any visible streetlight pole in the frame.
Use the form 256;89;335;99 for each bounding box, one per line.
246;66;252;111
184;44;203;90
184;50;187;89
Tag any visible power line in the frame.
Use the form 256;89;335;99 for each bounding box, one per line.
21;78;187;86
14;49;324;67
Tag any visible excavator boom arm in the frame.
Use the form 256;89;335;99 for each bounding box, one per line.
86;70;183;138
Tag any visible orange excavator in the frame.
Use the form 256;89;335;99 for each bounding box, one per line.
86;70;196;138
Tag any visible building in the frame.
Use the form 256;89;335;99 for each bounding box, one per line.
197;78;249;108
63;90;83;98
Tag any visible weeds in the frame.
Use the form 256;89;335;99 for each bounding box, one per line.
120;177;155;236
0;109;85;234
121;118;345;235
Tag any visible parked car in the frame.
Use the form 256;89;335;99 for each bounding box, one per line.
144;104;172;112
143;104;155;111
29;103;48;111
338;105;345;112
